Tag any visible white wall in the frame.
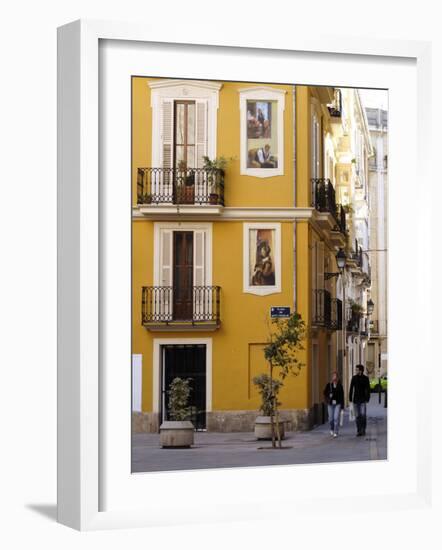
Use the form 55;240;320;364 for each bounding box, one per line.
0;0;440;547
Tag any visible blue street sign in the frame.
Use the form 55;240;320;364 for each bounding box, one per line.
270;306;291;318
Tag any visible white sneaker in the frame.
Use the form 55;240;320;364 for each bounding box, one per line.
333;433;338;438
330;430;334;436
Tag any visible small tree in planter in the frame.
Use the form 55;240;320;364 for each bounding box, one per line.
255;313;305;449
168;377;192;421
252;374;284;440
159;377;194;448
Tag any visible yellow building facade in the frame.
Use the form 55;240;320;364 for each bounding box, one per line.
132;78;363;433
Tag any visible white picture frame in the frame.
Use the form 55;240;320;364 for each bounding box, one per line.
239;86;286;177
243;222;281;295
57;19;432;531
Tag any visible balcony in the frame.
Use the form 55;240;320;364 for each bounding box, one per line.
347;240;371;283
330;298;343;330
312;291;343;331
311;178;347;241
142;285;221;331
136;167;225;216
312;289;332;329
327;89;342;119
360;316;370;338
346;311;362;333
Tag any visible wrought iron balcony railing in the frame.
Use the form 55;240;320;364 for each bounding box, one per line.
351;239;363;267
311;178;346;234
137;167;225;206
330;298;343;330
347;311;362;333
142;285;221;327
328;89;342;118
312;289;332;328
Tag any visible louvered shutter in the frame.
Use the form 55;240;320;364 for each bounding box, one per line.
195;100;208;167
311;242;317;292
160;99;173;201
160;230;173;320
317;241;325;290
193;231;206;319
311;113;320;179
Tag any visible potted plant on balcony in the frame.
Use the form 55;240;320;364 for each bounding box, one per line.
159;377;194;448
253;312;306;448
202;155;233;205
177;160;194;204
252;374;285;440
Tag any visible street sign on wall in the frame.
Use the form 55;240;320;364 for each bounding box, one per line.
270;306;291;318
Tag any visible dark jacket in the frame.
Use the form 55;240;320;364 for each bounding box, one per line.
349;374;370;403
323;381;344;407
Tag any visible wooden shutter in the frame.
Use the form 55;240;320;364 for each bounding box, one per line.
161;100;173;168
195;100;208;168
317;241;325;290
193;230;206;317
160;99;173;201
160;229;173;319
311;241;317;292
311;112;320;179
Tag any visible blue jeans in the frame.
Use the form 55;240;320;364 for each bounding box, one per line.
327;404;341;434
353;402;367;433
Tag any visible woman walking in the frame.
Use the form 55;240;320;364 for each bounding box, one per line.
323;372;345;438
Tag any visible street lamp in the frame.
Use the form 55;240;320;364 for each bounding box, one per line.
336;248;347;270
335;248;348;403
325;248;347;280
367;298;374;316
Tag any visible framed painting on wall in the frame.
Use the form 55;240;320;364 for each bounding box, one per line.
57;19;431;531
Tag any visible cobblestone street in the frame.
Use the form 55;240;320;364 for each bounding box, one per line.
132;394;387;473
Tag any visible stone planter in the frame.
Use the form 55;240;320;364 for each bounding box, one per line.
159;420;194;448
254;416;285;440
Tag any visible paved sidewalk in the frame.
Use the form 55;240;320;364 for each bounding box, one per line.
132;394;387;473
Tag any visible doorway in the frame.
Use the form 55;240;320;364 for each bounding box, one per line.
161;344;207;430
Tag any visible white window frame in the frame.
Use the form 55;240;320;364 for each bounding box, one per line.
243;222;282;296
153;221;213;286
239;86;286;178
311;99;321;179
149;79;222;167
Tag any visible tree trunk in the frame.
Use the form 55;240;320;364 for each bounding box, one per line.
275;408;282;448
270;362;276;448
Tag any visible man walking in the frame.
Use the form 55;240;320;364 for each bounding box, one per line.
349;364;371;436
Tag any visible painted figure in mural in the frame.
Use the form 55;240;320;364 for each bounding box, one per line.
252;239;275;286
255;144;277;168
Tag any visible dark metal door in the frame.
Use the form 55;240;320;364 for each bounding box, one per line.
173;231;193;320
162;344;207;430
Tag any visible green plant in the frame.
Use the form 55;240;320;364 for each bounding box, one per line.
202;155;234;172
167;377;192;421
258;312;306;448
349;300;364;314
253;374;283;416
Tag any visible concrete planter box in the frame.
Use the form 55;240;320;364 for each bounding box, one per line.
159;420;194;448
254;416;285;440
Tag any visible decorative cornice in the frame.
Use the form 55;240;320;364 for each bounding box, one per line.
148;79;223;91
238;86;286;95
132;206;314;221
